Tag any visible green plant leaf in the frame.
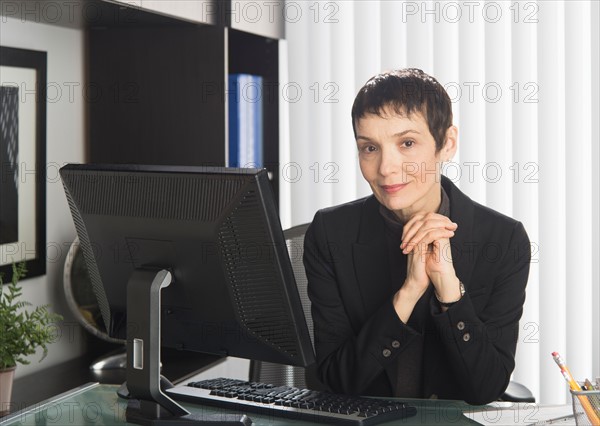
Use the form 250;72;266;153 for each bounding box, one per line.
0;262;64;369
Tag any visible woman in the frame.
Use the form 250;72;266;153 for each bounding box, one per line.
303;69;530;405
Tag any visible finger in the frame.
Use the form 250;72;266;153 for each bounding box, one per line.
404;251;429;292
403;218;456;247
433;238;453;260
404;212;454;231
401;214;425;242
430;239;445;261
428;238;453;266
407;243;426;269
402;213;425;236
401;216;457;248
402;229;455;254
401;219;456;250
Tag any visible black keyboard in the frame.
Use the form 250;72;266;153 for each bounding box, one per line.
166;377;417;425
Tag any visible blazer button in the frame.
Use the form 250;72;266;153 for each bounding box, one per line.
391;340;400;349
457;321;465;330
383;349;392;358
463;333;471;342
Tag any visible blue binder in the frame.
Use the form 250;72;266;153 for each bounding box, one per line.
228;74;263;168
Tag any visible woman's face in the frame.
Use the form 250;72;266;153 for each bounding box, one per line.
355;108;457;221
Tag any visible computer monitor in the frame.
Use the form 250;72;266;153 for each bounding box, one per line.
60;163;315;424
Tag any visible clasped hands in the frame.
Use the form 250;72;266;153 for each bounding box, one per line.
393;212;461;320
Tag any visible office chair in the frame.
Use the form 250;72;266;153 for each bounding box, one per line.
249;223;535;403
249;223;325;390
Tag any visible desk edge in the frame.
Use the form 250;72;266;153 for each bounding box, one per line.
0;382;100;425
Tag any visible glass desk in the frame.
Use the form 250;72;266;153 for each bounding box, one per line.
0;383;574;426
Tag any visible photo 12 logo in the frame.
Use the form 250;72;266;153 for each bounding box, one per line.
0;1;138;25
443;81;539;104
442;161;539;184
201;81;339;104
202;1;340;25
401;1;539;24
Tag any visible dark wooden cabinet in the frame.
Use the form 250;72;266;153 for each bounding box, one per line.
88;25;227;167
86;1;283;202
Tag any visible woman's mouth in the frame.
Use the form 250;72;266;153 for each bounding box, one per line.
381;183;408;194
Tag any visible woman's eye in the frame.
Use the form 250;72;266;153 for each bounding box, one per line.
361;145;377;153
403;140;415;148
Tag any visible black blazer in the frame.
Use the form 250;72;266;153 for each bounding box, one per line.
303;176;530;405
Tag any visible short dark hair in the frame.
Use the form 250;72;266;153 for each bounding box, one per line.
351;68;453;152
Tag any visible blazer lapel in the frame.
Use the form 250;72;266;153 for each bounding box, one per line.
442;176;476;289
351;196;393;321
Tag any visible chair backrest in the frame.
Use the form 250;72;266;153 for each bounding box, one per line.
249;223;324;389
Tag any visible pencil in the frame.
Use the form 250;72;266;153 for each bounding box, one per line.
552;352;600;425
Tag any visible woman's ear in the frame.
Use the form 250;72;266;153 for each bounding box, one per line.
442;126;458;161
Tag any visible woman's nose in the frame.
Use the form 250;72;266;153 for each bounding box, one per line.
378;150;402;177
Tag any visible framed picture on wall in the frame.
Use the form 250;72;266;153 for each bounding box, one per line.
0;46;47;281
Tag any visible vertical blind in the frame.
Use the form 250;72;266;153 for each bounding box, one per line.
279;0;599;404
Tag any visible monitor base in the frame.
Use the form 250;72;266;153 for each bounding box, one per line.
117;376;174;400
125;399;252;426
124;269;252;425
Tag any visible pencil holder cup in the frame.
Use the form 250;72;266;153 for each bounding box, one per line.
570;389;600;425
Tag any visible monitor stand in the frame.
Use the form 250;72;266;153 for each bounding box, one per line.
124;268;251;426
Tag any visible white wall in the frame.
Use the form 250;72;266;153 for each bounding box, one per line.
1;16;87;378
